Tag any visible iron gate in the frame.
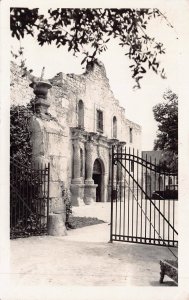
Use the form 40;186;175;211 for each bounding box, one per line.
10;158;50;238
110;146;178;247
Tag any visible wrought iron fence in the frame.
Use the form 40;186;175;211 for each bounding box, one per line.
110;146;178;248
10;158;50;239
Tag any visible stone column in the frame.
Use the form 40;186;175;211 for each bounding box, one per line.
84;141;97;204
30;80;67;236
72;141;82;184
70;140;85;206
85;141;94;184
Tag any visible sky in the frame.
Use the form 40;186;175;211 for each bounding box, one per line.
11;7;181;150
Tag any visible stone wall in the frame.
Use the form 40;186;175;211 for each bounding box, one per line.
48;60;142;188
49;60;141;152
10;60;142;207
30;116;68;212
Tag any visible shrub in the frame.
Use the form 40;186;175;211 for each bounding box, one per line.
10;104;33;165
61;185;73;229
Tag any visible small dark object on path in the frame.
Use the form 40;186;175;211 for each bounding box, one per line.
160;259;178;285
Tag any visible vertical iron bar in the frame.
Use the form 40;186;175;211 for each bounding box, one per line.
168;175;171;245
43;164;46;232
39;162;42;231
21;165;24;231
35;162;38;231
115;144;118;239
141;154;143;242
30;163;34;234
10;162;12;232
158;167;161;245
33;163;36;234
119;146;122;239
173;197;175;244
15;162;18;229
123;146;126;239
163;170;166;244
145;154;147;242
25;166;29;230
128;147;130;240
132;148;134;241
21;164;24;232
149;155;152;243
154;158;157;243
47;162;50;233
110;146;114;242
18;164;21;230
10;163;12;232
136;150;139;240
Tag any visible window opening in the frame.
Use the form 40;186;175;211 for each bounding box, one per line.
96;109;103;132
129;128;133;143
78;100;84;128
113;116;117;138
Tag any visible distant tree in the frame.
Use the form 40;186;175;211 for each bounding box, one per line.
153;90;178;172
10;8;170;88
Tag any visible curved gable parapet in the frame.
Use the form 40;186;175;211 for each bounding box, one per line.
49;60;124;111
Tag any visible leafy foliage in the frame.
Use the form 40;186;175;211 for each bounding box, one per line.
11;46;34;77
10;8;168;87
10;104;33;165
153;90;178;171
10;106;51;238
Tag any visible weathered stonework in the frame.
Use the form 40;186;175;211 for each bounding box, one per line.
10;59;142;211
30;116;68;211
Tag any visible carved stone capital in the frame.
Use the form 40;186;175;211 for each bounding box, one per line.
30;81;52;114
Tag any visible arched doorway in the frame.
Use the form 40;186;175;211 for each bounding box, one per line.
92;158;104;202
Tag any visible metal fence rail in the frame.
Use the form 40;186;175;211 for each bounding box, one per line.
10;158;50;239
110;146;178;248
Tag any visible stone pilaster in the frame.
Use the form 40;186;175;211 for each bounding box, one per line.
70;140;85;206
84;141;98;204
85;141;94;184
72;140;82;184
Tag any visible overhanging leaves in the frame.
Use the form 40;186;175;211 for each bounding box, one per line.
10;8;168;86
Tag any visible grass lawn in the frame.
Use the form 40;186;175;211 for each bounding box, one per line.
68;216;105;229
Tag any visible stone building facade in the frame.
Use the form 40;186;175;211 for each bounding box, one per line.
11;60;141;211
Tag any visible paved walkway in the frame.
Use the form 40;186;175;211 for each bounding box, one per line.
6;203;179;287
10;232;177;287
9;203;177;287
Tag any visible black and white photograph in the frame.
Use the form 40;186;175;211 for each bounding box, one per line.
0;1;189;299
